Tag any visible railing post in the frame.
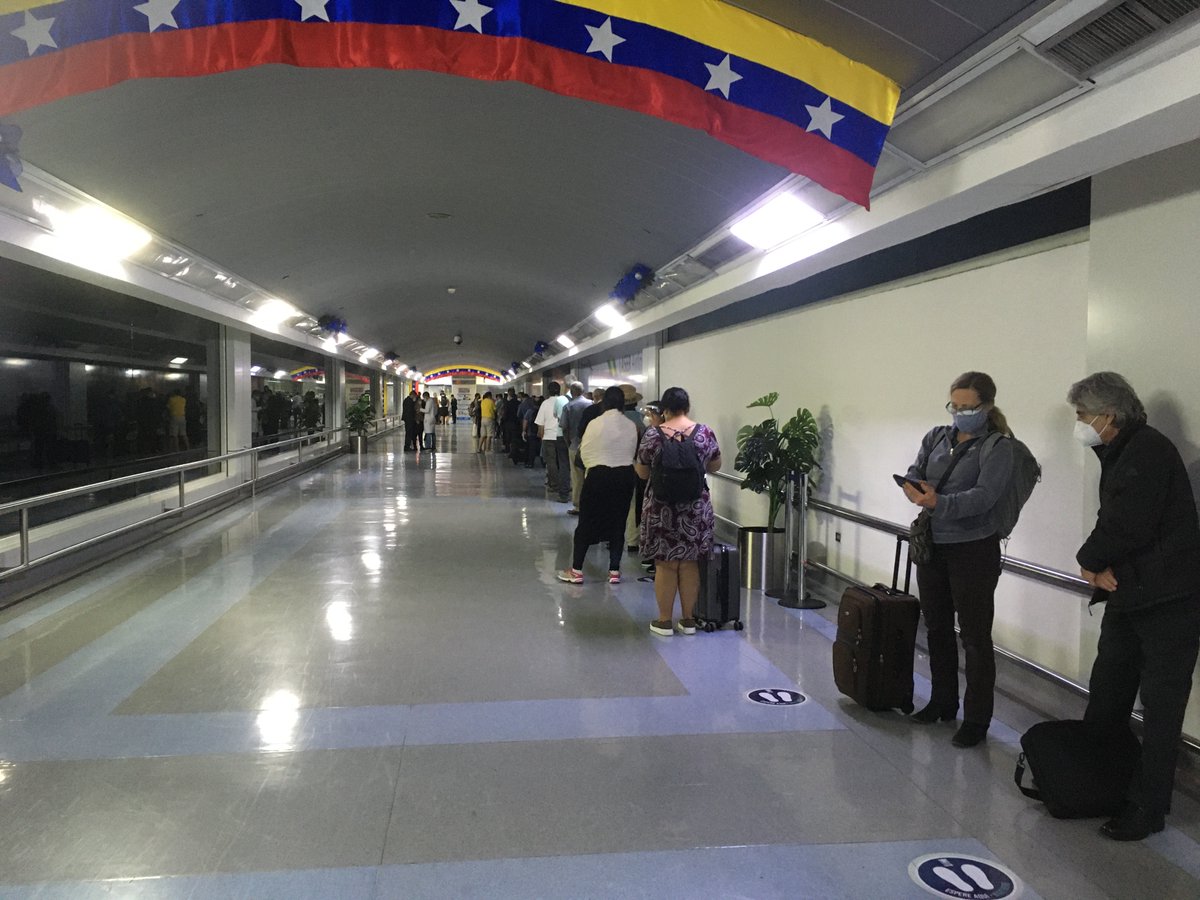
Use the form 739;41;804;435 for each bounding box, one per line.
19;507;31;569
177;470;186;512
776;470;825;610
251;450;259;497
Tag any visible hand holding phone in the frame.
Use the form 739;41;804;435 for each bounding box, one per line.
893;474;927;493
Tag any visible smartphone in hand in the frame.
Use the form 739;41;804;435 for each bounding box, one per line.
893;474;927;493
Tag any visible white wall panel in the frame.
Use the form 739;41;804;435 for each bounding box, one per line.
1088;138;1200;737
662;238;1092;681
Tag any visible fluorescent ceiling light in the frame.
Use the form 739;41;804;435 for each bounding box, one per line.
321;337;337;353
522;361;532;370
593;303;626;328
250;299;299;328
170;357;188;365
729;193;824;250
44;203;152;260
274;370;288;379
555;334;575;349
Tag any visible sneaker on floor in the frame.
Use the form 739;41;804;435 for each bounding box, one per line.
640;558;654;570
608;570;621;584
675;618;697;635
567;508;580;516
556;568;583;584
649;620;673;636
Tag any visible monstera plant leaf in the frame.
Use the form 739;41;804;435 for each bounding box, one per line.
746;392;779;410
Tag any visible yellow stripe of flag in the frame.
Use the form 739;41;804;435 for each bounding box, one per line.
559;0;899;125
0;0;47;14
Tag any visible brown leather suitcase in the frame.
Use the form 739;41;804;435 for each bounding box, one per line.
832;538;919;712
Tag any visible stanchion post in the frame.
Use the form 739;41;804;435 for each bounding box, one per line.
767;471;796;601
777;470;826;610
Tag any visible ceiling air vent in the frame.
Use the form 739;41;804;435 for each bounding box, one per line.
1040;0;1200;77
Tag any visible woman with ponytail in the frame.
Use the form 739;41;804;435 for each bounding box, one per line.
901;371;1013;748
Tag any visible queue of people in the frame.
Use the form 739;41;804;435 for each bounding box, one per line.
542;369;1197;843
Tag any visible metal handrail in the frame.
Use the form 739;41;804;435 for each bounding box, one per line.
710;469;1090;594
0;414;402;580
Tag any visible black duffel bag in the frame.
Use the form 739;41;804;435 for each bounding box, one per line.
1014;719;1141;819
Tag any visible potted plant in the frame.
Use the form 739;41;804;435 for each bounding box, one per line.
346;392;375;454
734;393;821;590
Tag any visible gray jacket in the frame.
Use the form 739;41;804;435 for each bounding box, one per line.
907;426;1013;544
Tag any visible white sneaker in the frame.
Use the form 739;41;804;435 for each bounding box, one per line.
608;571;621;584
649;620;673;636
675;619;697;636
556;568;583;584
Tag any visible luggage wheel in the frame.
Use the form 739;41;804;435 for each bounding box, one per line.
703;622;717;633
733;620;744;631
901;702;914;714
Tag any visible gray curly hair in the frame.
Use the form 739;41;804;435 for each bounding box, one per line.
1066;372;1145;428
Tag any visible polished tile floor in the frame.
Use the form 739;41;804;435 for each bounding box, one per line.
0;425;1197;898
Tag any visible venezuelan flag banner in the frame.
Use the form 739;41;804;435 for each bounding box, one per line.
0;0;898;206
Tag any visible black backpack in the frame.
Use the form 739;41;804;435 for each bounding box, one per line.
652;425;706;504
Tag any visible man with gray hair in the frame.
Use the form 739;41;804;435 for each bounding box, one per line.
560;382;593;515
1068;371;1200;841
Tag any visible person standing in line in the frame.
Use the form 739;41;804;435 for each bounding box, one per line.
478;391;496;454
535;382;569;501
1067;372;1200;841
902;371;1013;749
637;401;665;572
450;396;458;424
634;387;721;637
401;389;418;451
469;393;482;451
620;385;647;551
560;382;593;516
558;386;639;584
520;393;540;467
422;390;438;450
502;388;520;455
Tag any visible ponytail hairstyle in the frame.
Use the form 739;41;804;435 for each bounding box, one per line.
950;371;1012;437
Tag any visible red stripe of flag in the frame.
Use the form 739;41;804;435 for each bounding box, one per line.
0;20;875;206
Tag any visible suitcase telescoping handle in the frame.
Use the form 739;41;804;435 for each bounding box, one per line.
892;535;913;594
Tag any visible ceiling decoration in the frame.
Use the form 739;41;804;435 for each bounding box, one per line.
0;0;897;207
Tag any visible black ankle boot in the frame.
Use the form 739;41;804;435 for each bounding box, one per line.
951;722;988;747
1100;805;1164;841
910;702;957;724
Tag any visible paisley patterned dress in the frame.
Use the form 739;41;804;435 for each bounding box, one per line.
637;423;719;561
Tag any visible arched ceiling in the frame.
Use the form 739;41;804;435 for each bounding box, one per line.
2;0;1055;374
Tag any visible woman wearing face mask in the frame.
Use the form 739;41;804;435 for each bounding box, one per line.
1068;372;1200;841
902;371;1014;748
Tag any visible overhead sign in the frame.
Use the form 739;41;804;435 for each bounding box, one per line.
909;854;1022;899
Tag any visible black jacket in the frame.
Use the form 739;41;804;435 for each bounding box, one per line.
1077;419;1200;611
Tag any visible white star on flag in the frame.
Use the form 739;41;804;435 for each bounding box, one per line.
703;54;742;99
585;17;625;62
134;0;181;32
11;10;57;55
804;96;844;139
294;0;331;22
449;0;492;33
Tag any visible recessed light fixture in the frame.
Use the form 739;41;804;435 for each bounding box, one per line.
593;303;626;328
170;357;188;365
274;370;288;379
555;334;575;349
730;193;824;250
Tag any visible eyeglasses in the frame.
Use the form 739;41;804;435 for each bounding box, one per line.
945;402;984;414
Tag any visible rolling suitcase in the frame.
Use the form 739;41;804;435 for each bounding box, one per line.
832;536;920;712
695;543;744;632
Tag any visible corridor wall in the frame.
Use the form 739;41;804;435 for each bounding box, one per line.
660;138;1200;739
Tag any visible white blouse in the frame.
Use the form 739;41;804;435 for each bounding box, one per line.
580;409;638;468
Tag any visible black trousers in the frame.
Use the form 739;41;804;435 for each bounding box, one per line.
915;535;1001;726
1085;594;1200;816
403;420;417;450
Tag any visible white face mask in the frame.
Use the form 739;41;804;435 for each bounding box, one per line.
1074;415;1105;448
